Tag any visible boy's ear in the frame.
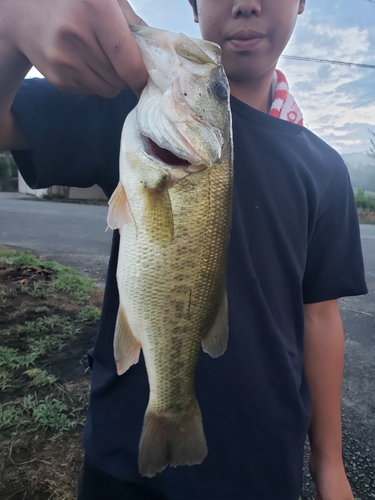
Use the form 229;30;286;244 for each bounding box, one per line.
188;0;199;23
298;0;306;15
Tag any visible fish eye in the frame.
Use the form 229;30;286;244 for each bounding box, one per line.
213;83;228;101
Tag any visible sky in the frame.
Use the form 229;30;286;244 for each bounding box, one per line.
27;0;375;155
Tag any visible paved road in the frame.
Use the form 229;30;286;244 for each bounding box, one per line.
0;193;112;286
1;193;374;498
338;223;375;500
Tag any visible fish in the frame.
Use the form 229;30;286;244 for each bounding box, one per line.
107;25;233;478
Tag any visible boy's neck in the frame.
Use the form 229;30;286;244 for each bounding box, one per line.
228;67;275;114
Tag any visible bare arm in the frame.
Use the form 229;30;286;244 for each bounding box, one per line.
0;0;148;151
303;299;354;500
0;32;32;149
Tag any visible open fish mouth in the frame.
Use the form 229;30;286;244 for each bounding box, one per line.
147;137;191;168
142;134;208;175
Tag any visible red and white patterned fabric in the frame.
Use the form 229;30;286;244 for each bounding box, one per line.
269;69;303;126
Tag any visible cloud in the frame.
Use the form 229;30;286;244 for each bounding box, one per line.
26;0;375;155
131;0;200;36
278;2;375;154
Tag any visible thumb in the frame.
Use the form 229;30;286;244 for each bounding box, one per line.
96;0;148;96
118;0;148;26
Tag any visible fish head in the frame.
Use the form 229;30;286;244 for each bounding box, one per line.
130;25;231;174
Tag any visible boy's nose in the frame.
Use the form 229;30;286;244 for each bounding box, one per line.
232;0;262;17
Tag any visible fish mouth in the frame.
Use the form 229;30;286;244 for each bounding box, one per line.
147;137;191;168
142;135;207;174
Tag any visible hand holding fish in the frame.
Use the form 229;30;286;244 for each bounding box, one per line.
0;0;148;97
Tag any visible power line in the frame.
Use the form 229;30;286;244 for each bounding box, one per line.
353;90;375;102
352;97;375;109
282;55;375;69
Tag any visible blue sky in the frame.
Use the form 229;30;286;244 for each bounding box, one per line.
28;0;375;155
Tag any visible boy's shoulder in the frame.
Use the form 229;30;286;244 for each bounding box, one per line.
302;126;347;174
231;96;348;180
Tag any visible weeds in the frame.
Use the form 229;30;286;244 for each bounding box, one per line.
76;305;101;323
3;253;41;268
42;192;66;201
35;305;49;313
0;395;84;432
49;269;95;301
0;370;12;390
21;281;46;298
0;316;81;374
1;252;97;301
0;347;22;368
0;247;101;498
8;315;78;337
24;368;57;387
0;404;28;430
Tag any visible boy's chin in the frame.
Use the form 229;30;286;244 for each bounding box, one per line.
224;62;275;86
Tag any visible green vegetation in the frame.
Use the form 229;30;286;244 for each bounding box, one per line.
344;148;375;194
355;188;375;211
0;315;80;373
0;153;17;179
24;368;57;387
0;395;83;432
42;192;66;201
76;304;101;323
0;247;103;498
355;189;375;224
2;252;97;301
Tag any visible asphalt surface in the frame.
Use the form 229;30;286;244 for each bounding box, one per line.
0;193;374;499
0;193;112;287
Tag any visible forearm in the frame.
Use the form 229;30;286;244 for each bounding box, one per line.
303;300;355;499
303;300;345;463
0;3;32;149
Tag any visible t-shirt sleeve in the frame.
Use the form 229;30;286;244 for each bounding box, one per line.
11;78;138;197
302;164;368;304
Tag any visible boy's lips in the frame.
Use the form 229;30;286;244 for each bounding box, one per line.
227;29;265;51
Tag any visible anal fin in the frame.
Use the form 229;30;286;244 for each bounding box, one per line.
201;291;228;358
114;306;141;375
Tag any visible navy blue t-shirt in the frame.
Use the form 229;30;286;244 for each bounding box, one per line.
12;78;367;500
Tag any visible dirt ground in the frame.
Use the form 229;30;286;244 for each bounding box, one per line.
0;250;103;500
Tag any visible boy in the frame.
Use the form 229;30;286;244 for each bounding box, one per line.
0;0;367;498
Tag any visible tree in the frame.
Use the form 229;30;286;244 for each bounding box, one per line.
0;151;14;179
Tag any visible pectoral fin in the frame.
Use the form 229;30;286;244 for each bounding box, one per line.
107;181;130;230
145;181;174;244
201;291;228;358
114;306;141;375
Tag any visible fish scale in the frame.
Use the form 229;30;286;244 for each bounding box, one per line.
107;25;233;477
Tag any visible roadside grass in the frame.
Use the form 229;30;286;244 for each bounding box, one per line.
3;252;97;301
0;394;84;432
0;245;103;499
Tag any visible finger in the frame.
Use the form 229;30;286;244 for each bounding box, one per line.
60;31;130;91
45;61;125;98
118;0;148;26
93;1;148;96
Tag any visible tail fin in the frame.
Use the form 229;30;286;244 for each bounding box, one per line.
138;404;207;477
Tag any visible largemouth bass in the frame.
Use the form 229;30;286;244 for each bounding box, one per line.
107;25;233;478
